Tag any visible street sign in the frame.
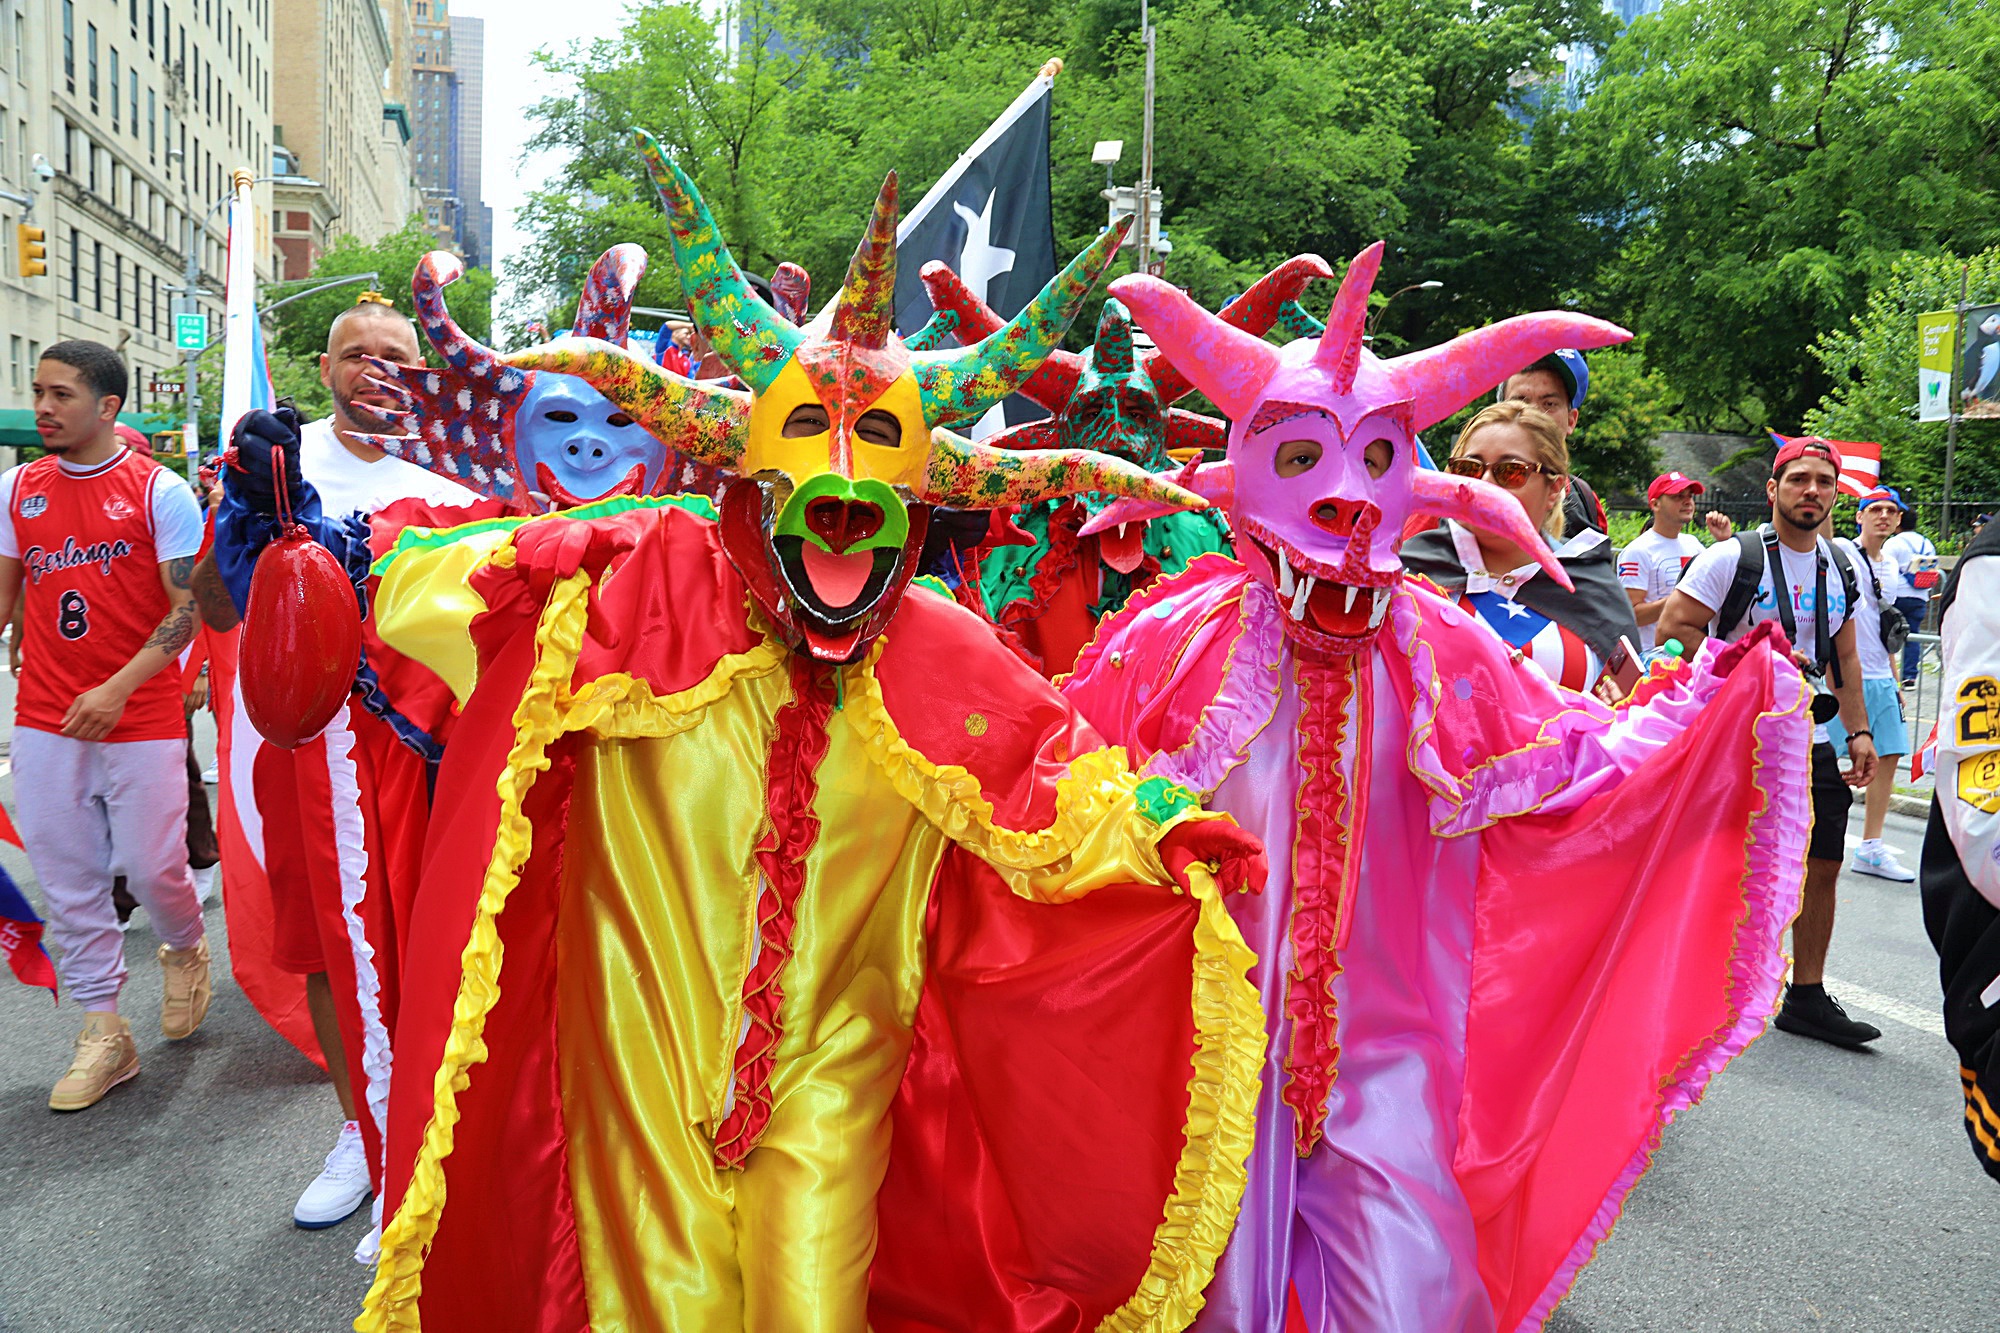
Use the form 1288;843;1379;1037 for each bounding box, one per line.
174;312;207;351
148;378;183;396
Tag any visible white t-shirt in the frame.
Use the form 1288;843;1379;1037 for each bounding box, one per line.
0;451;205;561
1834;537;1895;681
1617;526;1705;651
300;417;478;520
1679;532;1852;742
1881;529;1940;604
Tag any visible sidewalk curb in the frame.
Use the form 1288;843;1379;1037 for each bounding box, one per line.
1890;793;1933;822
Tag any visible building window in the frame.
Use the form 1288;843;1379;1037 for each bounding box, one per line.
93;239;103;312
68;228;79;302
128;0;136;38
151;273;160;337
87;23;98;112
62;1;74;93
148;89;156;163
130;69;138;139
147;0;154;54
110;49;120;130
114;253;123;322
13;8;23;82
9;336;21;393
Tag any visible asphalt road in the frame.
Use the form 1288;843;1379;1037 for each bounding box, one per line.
0;687;1993;1329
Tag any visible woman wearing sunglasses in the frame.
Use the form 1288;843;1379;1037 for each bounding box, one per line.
1401;401;1641;702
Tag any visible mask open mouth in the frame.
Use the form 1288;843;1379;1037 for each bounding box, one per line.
774;536;903;621
1097;520;1148;574
1242;520;1395;645
535;460;648;510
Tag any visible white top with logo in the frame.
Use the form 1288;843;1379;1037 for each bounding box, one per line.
0;452;204;562
1617;526;1705;652
300;417;478;520
1679;533;1851;743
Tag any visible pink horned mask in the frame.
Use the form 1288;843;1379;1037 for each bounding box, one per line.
1096;242;1632;655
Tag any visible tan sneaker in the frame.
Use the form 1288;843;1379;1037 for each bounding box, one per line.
49;1012;140;1111
159;937;212;1040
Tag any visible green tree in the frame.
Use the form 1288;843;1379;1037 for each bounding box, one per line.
1567;347;1676;494
1805;246;2000;502
1563;0;2000;431
269;218;494;361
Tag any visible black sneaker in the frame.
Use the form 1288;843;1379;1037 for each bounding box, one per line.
1774;984;1882;1050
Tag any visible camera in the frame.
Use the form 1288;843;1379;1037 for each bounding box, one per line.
1800;661;1841;724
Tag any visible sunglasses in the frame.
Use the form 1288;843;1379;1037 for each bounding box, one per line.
1442;456;1554;490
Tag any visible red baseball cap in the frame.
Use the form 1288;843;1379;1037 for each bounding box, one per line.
114;423;153;457
1647;471;1706;503
1771;437;1838;477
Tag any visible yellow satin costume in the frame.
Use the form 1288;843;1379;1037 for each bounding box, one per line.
357;501;1262;1333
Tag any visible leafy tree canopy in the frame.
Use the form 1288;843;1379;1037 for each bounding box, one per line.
269;218;494;362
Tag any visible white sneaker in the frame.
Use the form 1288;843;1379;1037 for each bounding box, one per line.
192;864;219;905
200;763;219;784
294;1120;372;1229
1851;840;1917;882
353;1222;382;1266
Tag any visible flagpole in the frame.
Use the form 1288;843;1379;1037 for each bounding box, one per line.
1137;0;1155;276
1943;259;1969;543
218;169;263;457
897;59;1063;244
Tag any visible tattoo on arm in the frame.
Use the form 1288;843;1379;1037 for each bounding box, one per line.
143;598;199;657
165;555;195;589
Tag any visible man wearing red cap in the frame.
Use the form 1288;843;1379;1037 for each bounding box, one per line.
1656;438;1880;1048
1620;471;1708;652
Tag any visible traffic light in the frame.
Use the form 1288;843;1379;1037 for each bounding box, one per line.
15;224;45;278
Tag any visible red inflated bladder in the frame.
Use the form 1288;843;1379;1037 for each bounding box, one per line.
239;524;361;748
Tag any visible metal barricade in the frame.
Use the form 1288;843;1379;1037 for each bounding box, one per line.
1904;632;1943;761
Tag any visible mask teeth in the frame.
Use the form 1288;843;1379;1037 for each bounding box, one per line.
1343;585;1358;614
1291;574;1314;622
1276;547;1296;598
1369;586;1391;628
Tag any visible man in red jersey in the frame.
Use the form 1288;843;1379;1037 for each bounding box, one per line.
0;341;210;1110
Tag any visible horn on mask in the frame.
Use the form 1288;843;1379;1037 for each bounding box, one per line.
828;174;899;349
769;262;811;324
408;251;511;382
917;427;1207;512
1386;312;1633;433
1077;461;1236;537
1107;274;1282;419
504;338;751;470
1313;243;1382;395
1148;253;1334;403
902;307;960;352
572;244;648;345
632;129;802;391
1408;469;1574;592
911;220;1128;428
917;261;1084;411
1093;298;1137;376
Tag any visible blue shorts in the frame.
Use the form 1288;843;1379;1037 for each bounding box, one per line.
1825;676;1909;758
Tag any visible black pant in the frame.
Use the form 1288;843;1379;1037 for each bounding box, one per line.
1922;800;2000;1183
1809;742;1855;863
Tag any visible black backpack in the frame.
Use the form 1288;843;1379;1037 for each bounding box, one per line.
1710;526;1862;674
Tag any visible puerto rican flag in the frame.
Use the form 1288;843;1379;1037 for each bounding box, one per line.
0;803;57;997
1909;721;1940;782
1459;591;1599;693
1769;431;1882;498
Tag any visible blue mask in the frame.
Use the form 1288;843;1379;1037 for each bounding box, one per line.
515;374;665;507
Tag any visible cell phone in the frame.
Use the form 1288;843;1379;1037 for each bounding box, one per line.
1605;635;1643;695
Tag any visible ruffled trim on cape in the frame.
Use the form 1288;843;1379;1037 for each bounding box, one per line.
845;648;1201;890
1099;866;1267;1333
1512;648;1813;1331
1393;584;1611;836
357;570;593;1332
1142;579;1287;796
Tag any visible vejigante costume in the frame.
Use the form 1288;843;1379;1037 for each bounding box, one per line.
353;135;1270;1333
915;257;1324;675
1064;245;1813;1331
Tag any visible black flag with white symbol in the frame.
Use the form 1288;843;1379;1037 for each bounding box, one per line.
895;77;1058;434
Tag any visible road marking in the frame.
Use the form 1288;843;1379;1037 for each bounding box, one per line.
1823;976;1946;1036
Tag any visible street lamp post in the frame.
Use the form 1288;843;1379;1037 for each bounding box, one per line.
1366;280;1444;337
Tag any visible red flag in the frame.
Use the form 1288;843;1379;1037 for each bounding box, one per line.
1769;431;1882;497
